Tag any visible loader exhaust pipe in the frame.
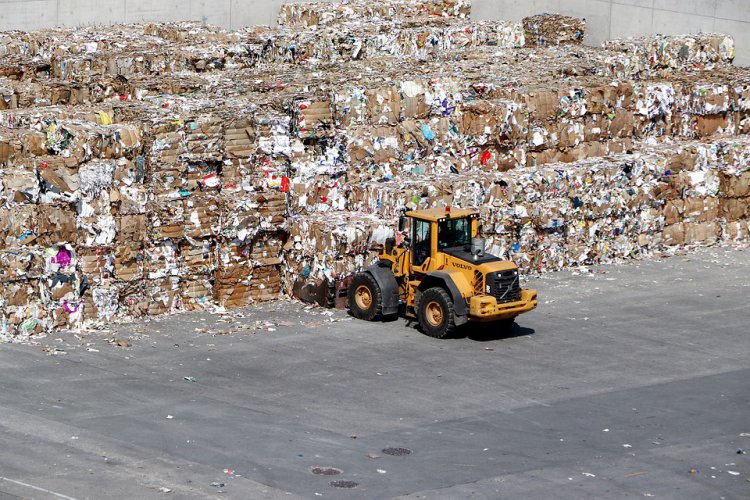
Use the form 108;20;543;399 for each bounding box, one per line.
471;237;486;260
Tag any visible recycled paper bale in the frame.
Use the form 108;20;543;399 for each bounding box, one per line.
604;34;734;76
277;0;471;28
523;14;585;47
0;12;747;335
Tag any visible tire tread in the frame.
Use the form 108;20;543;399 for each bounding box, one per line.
417;287;456;339
347;273;382;321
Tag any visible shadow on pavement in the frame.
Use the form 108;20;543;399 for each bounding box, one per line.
345;311;402;322
344;304;535;342
453;322;535;342
397;315;535;342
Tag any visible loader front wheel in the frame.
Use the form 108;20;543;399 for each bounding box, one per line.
348;273;382;321
417;287;456;339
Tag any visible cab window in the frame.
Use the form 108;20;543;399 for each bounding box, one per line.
412;219;431;266
438;217;471;249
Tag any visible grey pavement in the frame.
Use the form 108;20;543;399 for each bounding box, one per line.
0;246;749;499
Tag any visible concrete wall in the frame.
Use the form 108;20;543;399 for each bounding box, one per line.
0;0;748;65
0;0;291;30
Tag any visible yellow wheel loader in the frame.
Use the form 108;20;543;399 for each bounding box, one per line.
347;207;538;338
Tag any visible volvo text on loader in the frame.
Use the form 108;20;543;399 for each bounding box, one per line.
347;207;538;338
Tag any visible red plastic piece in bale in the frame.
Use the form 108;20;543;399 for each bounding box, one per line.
480;150;492;165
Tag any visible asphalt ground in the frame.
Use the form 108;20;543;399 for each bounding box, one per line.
0;246;749;499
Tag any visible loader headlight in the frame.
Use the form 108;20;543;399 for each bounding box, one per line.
485;285;491;294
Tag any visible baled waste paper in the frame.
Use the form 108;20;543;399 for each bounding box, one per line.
0;1;748;338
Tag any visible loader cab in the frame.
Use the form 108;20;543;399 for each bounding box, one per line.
402;207;483;273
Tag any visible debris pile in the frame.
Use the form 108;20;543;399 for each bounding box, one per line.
0;0;748;337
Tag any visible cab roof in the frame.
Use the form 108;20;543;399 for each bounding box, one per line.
405;207;479;222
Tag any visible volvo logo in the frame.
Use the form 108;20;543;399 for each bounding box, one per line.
452;262;472;270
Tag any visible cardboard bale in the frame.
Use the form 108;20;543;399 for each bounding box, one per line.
114;245;144;282
277;0;471;28
293;99;333;139
248;264;283;301
224;119;255;158
77;248;116;284
0;303;49;339
0;279;39;307
684;221;720;245
181;274;213;310
213;261;253;307
144;276;182;316
222;188;287;238
720;171;750;197
604;34;734;76
0;248;43;281
35;205;77;247
523;14;585;47
180;237;216;275
720;197;750;221
724;220;749;240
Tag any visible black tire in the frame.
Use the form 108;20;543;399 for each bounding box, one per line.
347;273;382;321
417;287;456;339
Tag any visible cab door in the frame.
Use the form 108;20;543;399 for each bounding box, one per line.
411;218;433;274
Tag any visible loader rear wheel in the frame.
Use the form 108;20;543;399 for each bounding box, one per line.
417;287;455;339
348;273;382;321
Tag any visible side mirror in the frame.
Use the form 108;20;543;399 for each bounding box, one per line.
385;237;396;254
398;216;408;233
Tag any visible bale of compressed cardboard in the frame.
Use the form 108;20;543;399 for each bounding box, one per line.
523;14;585;47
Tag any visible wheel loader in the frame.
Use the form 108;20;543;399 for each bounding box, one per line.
347;206;537;338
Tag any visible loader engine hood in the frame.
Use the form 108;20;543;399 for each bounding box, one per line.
442;246;502;265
